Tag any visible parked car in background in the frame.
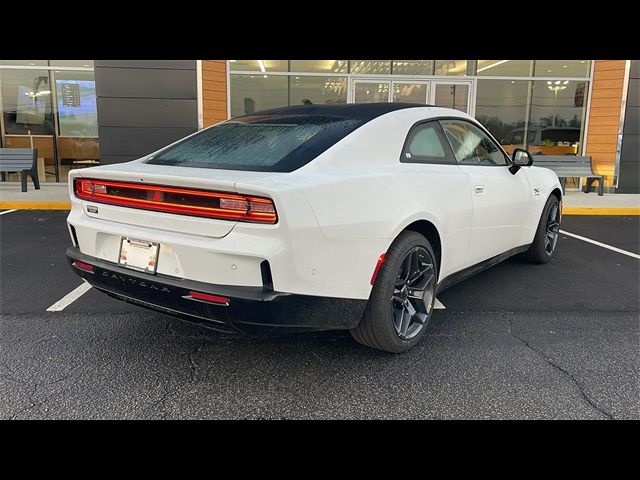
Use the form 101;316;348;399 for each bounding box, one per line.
501;127;581;155
66;103;562;353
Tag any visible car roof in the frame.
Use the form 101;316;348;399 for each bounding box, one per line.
240;102;433;121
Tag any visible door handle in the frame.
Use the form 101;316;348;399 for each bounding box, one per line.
474;185;485;195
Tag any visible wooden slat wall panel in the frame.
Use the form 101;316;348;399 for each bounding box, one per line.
585;60;627;186
202;60;228;127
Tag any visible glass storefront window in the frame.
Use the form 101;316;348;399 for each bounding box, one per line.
350;61;391;75
475;80;530;152
289;60;348;73
50;60;94;68
534;60;590;77
229;74;288;117
229;60;288;72
435;60;468;76
527;80;587;155
289;76;348;106
1;69;54;135
477;60;533;76
1;65;100;182
392;61;434;75
54;70;98;137
0;60;48;66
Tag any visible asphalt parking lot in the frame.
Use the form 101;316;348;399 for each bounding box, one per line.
1;210;638;419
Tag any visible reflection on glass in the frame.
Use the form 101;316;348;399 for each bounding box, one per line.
289;60;348;73
392;61;434;75
229;74;288;117
353;82;390;103
433;83;469;112
289;76;348;105
527;80;587;155
54;70;98;137
350;61;391;75
53;70;100;179
393;83;428;103
477;60;533;76
434;60;468;76
229;60;288;72
475;80;530;152
0;60;48;65
534;60;590;78
1;69;54;135
1;69;56;181
50;60;94;67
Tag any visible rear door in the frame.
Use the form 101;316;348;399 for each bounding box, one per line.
439;119;533;266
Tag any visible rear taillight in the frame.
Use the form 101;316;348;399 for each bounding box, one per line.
74;178;277;224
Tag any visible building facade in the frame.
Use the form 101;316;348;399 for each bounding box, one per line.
1;60;637;192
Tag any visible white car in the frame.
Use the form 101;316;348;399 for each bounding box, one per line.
66;103;562;353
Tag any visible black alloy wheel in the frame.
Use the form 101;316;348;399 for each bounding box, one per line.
544;202;560;255
391;246;435;340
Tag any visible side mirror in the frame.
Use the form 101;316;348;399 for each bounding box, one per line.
509;148;534;174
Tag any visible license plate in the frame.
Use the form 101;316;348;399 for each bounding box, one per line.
118;237;160;274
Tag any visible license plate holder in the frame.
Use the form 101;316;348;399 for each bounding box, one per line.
118;237;160;274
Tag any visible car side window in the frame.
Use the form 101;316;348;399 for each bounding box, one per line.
401;122;452;163
440;120;508;166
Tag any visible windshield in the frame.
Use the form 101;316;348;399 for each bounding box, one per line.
146;114;364;172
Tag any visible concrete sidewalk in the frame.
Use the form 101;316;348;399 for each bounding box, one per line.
1;181;639;214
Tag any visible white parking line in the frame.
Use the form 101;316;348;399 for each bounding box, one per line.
0;209;18;216
560;229;640;260
46;281;93;312
434;298;445;309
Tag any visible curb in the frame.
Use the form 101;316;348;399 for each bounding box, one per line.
562;207;640;215
0;202;71;210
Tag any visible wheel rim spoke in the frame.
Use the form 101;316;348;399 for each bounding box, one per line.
544;203;560;255
389;246;436;340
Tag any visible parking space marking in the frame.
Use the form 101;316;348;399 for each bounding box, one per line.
434;298;445;309
0;209;18;216
560;229;640;260
46;281;93;312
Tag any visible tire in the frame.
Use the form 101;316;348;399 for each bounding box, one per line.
524;195;561;264
351;231;438;353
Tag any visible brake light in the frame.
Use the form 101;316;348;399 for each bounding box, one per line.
74;178;277;224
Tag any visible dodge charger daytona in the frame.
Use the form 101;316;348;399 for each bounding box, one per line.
66;103;562;353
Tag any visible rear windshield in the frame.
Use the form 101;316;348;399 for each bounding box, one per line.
146;114;364;172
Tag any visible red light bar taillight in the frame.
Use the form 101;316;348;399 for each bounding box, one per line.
72;260;94;273
74;178;277;224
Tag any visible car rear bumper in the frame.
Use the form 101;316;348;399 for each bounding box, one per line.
66;246;367;334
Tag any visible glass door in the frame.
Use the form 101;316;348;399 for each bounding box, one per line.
352;80;391;103
392;81;430;103
430;81;473;113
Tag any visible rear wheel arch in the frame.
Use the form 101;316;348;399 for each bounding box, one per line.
402;220;442;276
551;187;562;202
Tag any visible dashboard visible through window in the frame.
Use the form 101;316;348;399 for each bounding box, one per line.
440;119;508;166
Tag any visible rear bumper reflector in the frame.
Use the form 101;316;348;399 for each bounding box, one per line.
72;260;94;273
185;291;230;306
